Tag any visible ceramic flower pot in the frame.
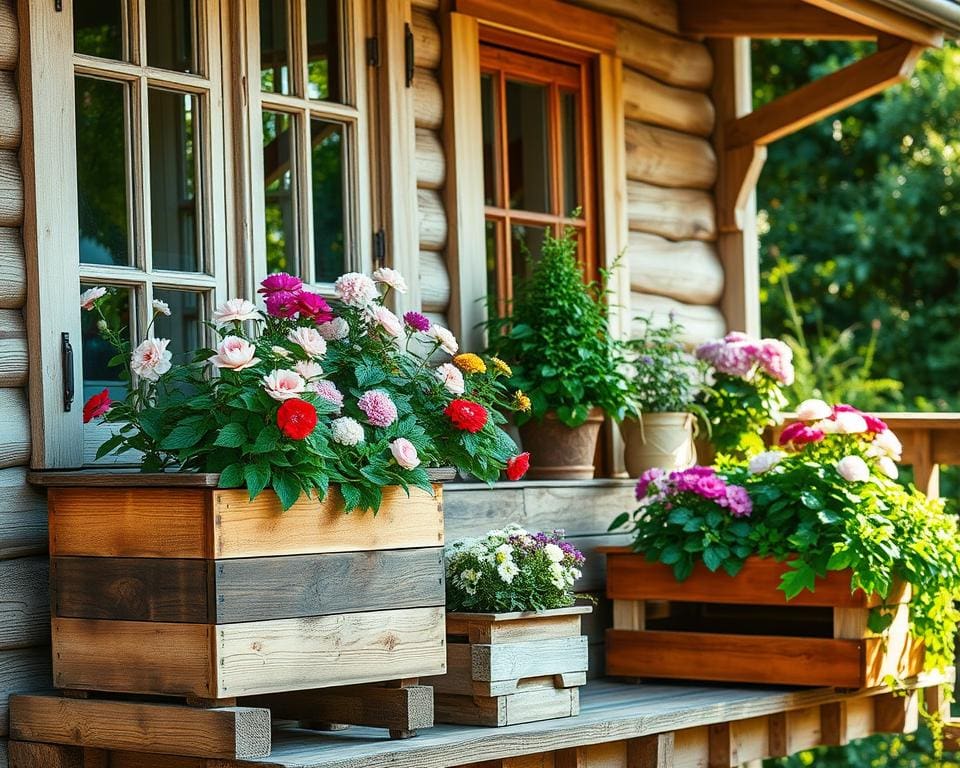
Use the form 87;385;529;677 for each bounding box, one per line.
519;409;604;480
619;412;697;477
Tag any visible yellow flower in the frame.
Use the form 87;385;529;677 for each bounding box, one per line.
491;357;513;377
453;353;487;375
513;390;532;412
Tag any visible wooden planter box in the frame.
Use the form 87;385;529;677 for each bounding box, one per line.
602;547;923;688
423;606;591;726
33;472;449;700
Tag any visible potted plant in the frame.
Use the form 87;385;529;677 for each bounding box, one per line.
694;331;794;461
619;315;706;476
36;269;531;726
485;226;632;479
605;400;960;689
424;526;591;726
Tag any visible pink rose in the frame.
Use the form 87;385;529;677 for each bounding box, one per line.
209;336;260;371
213;298;262;326
131;338;172;381
389;438;421;469
80;286;107;311
334;272;378;308
837;455;870;483
795;399;832;422
294;360;323;380
287;327;328;359
370;306;403;338
262;369;305;401
372;267;408;294
435;362;465;394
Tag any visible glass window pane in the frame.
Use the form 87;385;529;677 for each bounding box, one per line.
80;283;132;405
260;0;292;95
506;80;551;213
263;111;298;275
76;77;131;267
306;0;341;101
311;118;345;283
485;219;501;312
560;91;580;215
146;0;198;73
481;74;498;207
511;223;548;282
153;289;204;357
74;0;124;60
149;89;201;272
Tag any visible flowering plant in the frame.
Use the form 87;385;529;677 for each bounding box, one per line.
695;331;794;456
445;525;585;613
82;268;529;513
621;315;706;414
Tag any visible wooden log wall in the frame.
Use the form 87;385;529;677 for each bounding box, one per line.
0;4;46;766
413;2;451;330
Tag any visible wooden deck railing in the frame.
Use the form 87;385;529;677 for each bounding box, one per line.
874;414;960;499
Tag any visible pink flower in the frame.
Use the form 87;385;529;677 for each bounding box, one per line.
635;467;665;500
878;456;899;480
131;338;172;381
779;421;825;447
834;410;868;435
209;336;260;371
795;398;832;422
80;286;107;311
435;362;465;394
287;327;328;359
259;273;303;296
317;317;350;341
370;306;403;338
297;292;334;323
214;298;262;326
262;369;306;401
334;272;378;308
372;267;408;294
310;379;344;409
294;360;323;380
724;485;753;518
427;325;459;355
265;292;300;318
863;414;889;434
389;437;420;469
758;339;794;385
404;311;431;332
871;429;903;460
357;389;398;427
837;455;870;483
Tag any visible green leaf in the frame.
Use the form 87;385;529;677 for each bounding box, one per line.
218;463;244;487
703;545;725;572
161;423;205;450
244;461;271;499
608;511;630;532
780;561;817;600
95;433;126;460
800;490;823;510
213;423;247;448
667;508;692;526
660;545;682;565
272;472;302;511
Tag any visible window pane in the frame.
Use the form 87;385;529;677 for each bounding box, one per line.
481;74;498;207
485;219;501;312
260;0;292;95
311;118;345;283
153;289;204;358
511;223;548;282
149;89;201;272
146;0;198;73
560;91;580;215
80;284;132;404
306;0;341;101
506;80;551;213
76;77;131;267
263;111;298;275
74;0;124;60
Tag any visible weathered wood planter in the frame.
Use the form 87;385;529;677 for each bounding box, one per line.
603;547;923;689
424;606;591;726
27;470;450;749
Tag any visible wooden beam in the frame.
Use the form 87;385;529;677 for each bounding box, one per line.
801;0;943;46
627;733;674;767
726;40;924;149
679;0;877;39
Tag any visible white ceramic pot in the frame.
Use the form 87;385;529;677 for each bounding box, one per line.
619;412;697;477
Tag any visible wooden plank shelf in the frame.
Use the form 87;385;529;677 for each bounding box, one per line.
7;676;945;768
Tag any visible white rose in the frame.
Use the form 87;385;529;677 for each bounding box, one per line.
435;363;465;394
795;398;832;422
389;438;421;469
815;418;839;435
835;411;868;435
208;336;259;371
427;324;459;356
873;429;903;461
372;267;408;294
748;450;786;475
151;299;171;316
370;305;403;338
878;456;899;480
213;298;262;326
287;327;328;359
837;455;870;483
131;338;172;381
294;360;323;380
261;369;305;401
80;286;107;311
317;317;350;341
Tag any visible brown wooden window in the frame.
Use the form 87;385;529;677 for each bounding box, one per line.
479;31;596;315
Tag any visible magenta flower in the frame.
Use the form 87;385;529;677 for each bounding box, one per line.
779;421;826;447
635;467;665;500
403;311;431;333
298;291;334;324
259;272;303;296
724;485;753;518
357;389;398;427
265;292;300;318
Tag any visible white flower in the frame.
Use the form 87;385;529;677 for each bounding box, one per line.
872;429;903;461
460;569;480;585
294;360;323;380
544;543;564;563
435;363;465;394
317;317;350;341
369;305;403;338
271;345;292;359
213;298;262;326
549;562;566;589
748;450;787;475
497;560;519;584
96;319;108;331
130;338;172;381
389;438;421;469
287;327;328;359
837;455;870;483
795;398;832;422
878;456;899;480
262;369;305;401
835;411;868;435
815;418;839;435
151;299;171;316
80;286;107;311
208;336;259;371
372;267;408;294
494;543;514;564
334;272;378;308
427;324;459;355
331;416;365;446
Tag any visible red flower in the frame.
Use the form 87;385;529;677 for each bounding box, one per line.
778;421;824;447
298;291;334;324
444;399;488;433
277;398;318;440
82;389;111;423
506;452;530;481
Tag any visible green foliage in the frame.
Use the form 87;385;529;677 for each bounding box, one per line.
485;226;634;427
699;372;788;457
765;725;958;767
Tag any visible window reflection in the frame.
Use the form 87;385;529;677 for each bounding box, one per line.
74;0;125;60
146;0;198;73
80;284;132;403
260;0;292;94
560;91;579;215
263;111;298;274
506;80;551;213
153;289;204;361
481;74;498;207
511;223;548;281
311;119;345;283
306;0;341;101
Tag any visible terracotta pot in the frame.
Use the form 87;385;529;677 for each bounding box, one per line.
619;412;696;477
519;409;604;480
694;437;716;467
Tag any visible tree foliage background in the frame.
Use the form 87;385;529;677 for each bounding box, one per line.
756;40;960;412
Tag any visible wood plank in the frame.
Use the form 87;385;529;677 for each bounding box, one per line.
413;68;443;129
627;232;723;304
801;0;942;46
627;181;716;242
472;637;588;682
623;69;714;138
605;629;866;687
418;188;448;250
0;467;46;558
416;128;446;190
615;19;712;91
412;9;441;69
0;150;22;226
0;388;29;468
29;471;223;487
9;695;271;760
0;72;20;149
678;0;877;39
7;742;83;768
564;0;678;34
630;293;725;346
626;733;673;767
0;228;26;309
0;648;51;738
625;122;717;190
420;249;451;312
434;686;579;727
0;0;16;70
0;557;48;650
0;310;31;387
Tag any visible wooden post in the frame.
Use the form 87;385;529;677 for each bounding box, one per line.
627;733;675;767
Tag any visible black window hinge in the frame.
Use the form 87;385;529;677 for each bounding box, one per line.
373;228;386;269
55;0;62;9
404;23;414;87
62;332;74;412
366;36;380;67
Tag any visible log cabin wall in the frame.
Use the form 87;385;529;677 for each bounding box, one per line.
0;2;50;766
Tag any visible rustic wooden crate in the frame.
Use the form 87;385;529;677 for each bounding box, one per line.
424;606;591;727
602;547;923;688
